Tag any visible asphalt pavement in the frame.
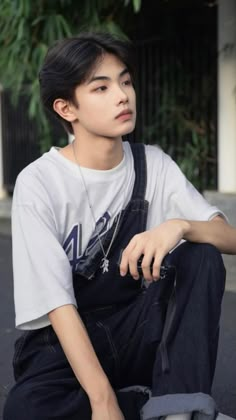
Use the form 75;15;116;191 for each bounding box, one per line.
0;219;235;419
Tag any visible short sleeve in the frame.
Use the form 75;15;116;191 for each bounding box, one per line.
12;173;77;330
145;145;227;228
162;158;227;222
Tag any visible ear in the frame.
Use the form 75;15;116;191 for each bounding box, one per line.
53;98;78;123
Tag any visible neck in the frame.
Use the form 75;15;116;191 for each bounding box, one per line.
63;131;124;170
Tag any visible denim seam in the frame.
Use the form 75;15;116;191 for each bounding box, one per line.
131;208;149;213
116;319;149;354
97;320;121;385
82;305;115;316
43;328;56;354
96;321;120;365
116;299;167;354
13;331;31;366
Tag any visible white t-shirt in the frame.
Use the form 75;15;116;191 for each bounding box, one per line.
12;142;225;330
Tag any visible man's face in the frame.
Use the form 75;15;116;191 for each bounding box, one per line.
71;53;136;139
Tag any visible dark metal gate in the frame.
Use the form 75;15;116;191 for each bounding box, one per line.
1;36;217;192
132;37;217;191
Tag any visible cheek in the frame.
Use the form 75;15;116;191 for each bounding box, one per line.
79;101;110;131
82;97;109;115
131;90;136;106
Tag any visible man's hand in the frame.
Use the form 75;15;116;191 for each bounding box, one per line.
91;389;125;420
120;219;188;282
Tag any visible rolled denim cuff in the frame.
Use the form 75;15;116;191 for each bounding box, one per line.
140;392;218;420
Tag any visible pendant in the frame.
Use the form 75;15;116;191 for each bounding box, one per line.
101;257;109;273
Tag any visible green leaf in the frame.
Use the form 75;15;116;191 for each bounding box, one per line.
0;0;137;152
133;0;141;13
56;14;73;37
31;15;46;26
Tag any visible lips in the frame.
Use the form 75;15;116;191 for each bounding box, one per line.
115;109;133;119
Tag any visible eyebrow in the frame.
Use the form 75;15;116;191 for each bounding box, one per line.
87;68;130;84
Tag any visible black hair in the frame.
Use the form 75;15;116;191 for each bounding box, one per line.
39;32;135;134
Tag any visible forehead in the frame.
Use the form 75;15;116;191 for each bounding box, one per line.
89;53;127;78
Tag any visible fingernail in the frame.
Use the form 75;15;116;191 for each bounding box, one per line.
120;271;125;277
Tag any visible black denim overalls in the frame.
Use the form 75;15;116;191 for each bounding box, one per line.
3;143;226;420
72;142;150;311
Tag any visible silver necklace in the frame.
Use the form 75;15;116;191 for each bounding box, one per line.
72;140;124;274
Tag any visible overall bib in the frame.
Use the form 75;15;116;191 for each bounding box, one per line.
3;144;226;420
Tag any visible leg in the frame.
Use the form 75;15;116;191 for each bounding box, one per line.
3;377;91;420
141;242;226;420
98;269;176;388
3;320;117;420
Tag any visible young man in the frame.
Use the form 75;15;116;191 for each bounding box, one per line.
3;32;236;420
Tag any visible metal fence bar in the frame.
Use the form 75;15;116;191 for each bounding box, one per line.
1;36;217;192
132;37;217;191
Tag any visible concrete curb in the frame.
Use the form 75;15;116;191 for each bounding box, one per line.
0;197;11;219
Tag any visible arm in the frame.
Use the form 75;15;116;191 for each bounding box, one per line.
12;175;124;419
48;304;124;420
120;147;235;282
48;304;111;403
182;215;236;254
120;216;236;282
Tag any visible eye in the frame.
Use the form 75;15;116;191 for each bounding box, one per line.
95;86;107;92
122;79;132;86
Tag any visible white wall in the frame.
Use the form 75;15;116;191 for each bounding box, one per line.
218;0;236;192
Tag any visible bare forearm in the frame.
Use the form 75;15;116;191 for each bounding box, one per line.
182;216;236;254
120;216;236;282
48;304;112;405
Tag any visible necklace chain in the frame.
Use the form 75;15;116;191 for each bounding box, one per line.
72;140;124;273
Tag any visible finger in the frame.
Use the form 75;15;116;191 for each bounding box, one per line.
128;249;142;280
152;255;163;280
119;236;138;276
141;253;154;282
119;244;136;276
119;249;129;276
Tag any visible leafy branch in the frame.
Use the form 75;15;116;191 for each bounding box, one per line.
0;0;142;151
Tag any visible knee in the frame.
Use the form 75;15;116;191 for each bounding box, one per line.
196;243;225;275
171;242;226;292
202;243;226;291
3;385;33;420
175;242;224;270
188;242;226;295
197;242;221;260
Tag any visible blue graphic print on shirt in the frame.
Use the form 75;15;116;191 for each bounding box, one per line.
63;212;111;271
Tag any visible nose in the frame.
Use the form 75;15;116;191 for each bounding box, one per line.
116;84;129;104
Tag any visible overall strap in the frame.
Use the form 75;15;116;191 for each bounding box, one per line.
129;142;147;201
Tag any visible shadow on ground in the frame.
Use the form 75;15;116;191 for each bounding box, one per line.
0;235;235;419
